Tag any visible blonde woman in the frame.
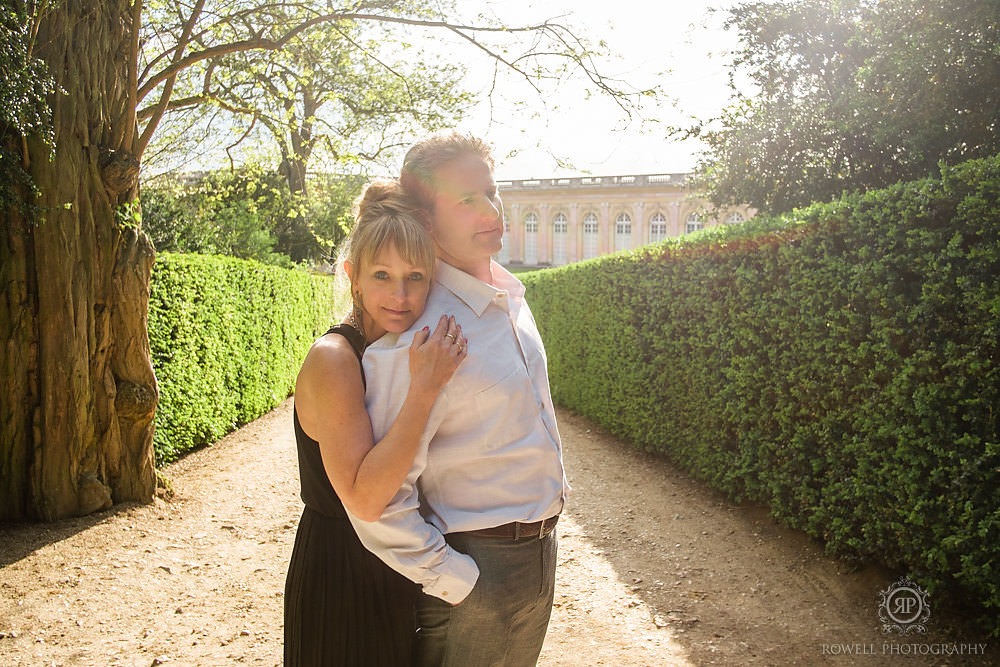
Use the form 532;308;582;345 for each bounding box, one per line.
284;179;467;666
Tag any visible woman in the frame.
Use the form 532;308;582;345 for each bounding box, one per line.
284;179;467;666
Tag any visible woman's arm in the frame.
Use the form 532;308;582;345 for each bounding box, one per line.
295;315;465;521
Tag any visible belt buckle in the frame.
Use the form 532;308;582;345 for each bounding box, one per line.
511;516;557;541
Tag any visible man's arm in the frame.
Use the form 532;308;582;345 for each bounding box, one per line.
347;333;479;603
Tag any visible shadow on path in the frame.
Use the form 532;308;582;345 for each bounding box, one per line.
0;401;994;666
555;408;997;666
0;503;144;569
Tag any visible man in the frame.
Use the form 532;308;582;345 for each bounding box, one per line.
348;132;567;666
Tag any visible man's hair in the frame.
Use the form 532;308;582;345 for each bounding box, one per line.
400;132;495;211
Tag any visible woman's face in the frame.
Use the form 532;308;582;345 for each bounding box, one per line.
350;241;432;340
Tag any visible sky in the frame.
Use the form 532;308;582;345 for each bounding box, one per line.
145;1;745;182
429;0;744;180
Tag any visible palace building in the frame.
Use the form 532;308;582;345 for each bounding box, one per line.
494;173;755;268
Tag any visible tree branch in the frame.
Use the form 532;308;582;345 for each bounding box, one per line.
135;6;646;167
138;12;588;104
328;22;415;106
138;11;348;102
137;94;256;121
118;0;142;152
445;25;541;96
226;114;258;171
134;0;207;157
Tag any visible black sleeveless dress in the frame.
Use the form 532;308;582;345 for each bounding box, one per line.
284;323;417;666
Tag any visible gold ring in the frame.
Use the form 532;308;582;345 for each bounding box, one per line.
445;333;457;343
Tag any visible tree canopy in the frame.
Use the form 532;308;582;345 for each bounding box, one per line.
685;0;1000;215
2;0;650;521
138;1;473;189
134;0;648;184
142;166;361;266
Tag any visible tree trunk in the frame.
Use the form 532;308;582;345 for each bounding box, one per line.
278;96;316;196
0;0;157;521
279;153;309;195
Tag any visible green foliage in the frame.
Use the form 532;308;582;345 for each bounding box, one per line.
524;154;1000;634
298;174;365;262
688;0;1000;215
0;4;60;222
141;165;360;267
148;253;339;464
141;1;471;183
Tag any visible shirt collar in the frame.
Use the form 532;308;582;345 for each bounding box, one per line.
434;259;525;317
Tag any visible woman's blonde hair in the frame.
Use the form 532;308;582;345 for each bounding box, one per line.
340;179;435;325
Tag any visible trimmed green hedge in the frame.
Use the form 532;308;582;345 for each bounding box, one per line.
524;155;1000;633
148;253;338;464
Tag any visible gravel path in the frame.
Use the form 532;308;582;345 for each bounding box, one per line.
1;399;994;666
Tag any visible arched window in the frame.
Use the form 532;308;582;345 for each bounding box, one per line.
496;215;511;264
685;213;703;234
649;212;668;243
552;213;568;265
725;212;745;225
583;212;599;259
524;213;539;265
615;213;632;251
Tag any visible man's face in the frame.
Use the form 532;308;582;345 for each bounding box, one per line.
428;153;503;273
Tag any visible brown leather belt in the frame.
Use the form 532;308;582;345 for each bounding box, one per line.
457;515;559;541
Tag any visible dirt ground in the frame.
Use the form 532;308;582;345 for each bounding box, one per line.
1;399;996;666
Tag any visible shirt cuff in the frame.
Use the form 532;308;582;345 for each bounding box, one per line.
422;550;480;603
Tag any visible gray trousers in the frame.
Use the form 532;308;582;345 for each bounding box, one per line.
414;529;558;667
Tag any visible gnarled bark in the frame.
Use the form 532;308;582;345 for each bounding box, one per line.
0;0;156;521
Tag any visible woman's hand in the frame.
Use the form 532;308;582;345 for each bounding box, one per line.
408;315;467;395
